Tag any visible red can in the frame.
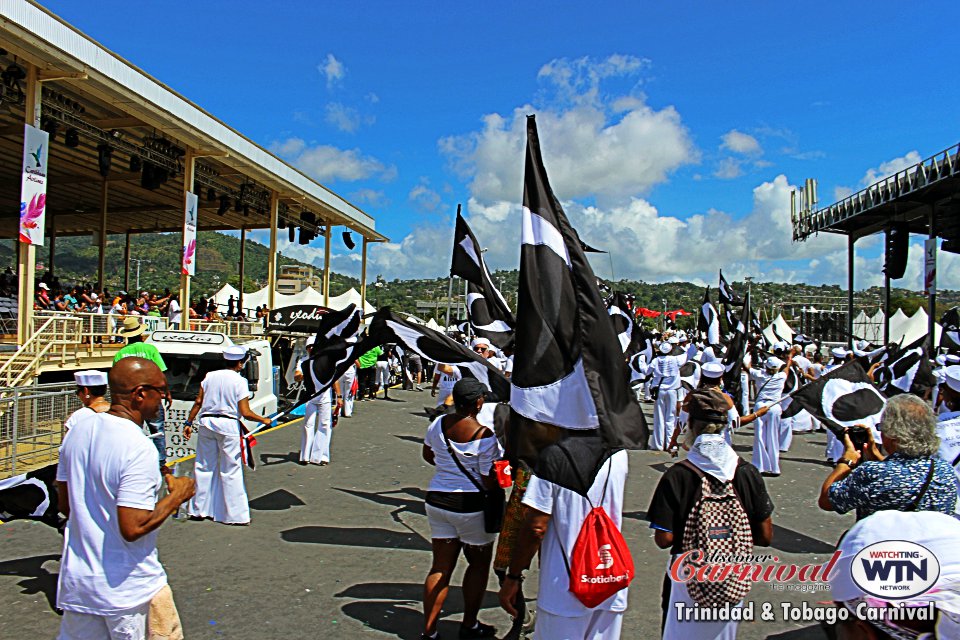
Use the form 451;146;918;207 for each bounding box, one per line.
493;460;513;488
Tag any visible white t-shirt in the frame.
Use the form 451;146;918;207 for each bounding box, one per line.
64;406;95;432
522;450;630;617
437;367;462;388
651;354;686;391
198;369;250;435
167;299;181;324
424;416;503;493
750;369;787;408
56;413;166;615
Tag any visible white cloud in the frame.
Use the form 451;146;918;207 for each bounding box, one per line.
537;54;649;106
409;181;443;213
270;137;396;183
349;188;388;208
324;102;362;133
319;53;345;88
861;150;922;187
714;157;744;180
720;129;762;155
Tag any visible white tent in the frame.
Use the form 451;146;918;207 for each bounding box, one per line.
888;308;909;343
211;284;375;314
762;314;794;345
327;288;376;315
425;318;442;331
891;308;941;346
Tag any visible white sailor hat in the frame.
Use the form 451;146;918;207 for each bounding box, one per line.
702;362;725;378
936;354;947;367
74;370;107;387
305;335;316;347
944;366;960;393
668;336;680;345
223;345;248;361
830;347;848;359
471;337;490;349
856;340;868;350
765;356;784;370
38;282;49;290
947;354;960;365
677;331;688;342
659;342;673;354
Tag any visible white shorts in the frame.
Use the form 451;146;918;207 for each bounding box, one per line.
58;603;149;640
425;503;496;547
534;609;623;640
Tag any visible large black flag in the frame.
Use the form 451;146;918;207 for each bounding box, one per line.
718;270;743;306
781;360;886;437
450;207;516;348
874;334;938;398
941;307;960;352
722;291;751;402
0;464;63;529
511;115;646;492
607;291;635;354
367;309;511;402
698;287;720;346
304;303;363;400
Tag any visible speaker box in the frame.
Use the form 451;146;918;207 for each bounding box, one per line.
883;222;909;279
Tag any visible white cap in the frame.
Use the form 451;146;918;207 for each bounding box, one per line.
947;354;960;365
936;354;947;367
305;335;316;347
38;282;49;290
471;337;490;349
677;331;688;342
74;370;107;387
668;336;679;344
765;356;784;370
90;293;99;301
776;341;790;352
223;345;248;361
659;342;673;354
830;347;848;359
944;365;960;393
701;362;724;378
856;339;868;350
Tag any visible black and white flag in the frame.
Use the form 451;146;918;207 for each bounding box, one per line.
718;270;743;306
511;115;646;491
303;303;364;401
722;291;751;402
367;309;511;402
450;207;516;348
0;464;63;529
941;307;960;352
679;360;702;392
607;291;635;354
698;287;720;346
874;334;937;398
781;360;886;437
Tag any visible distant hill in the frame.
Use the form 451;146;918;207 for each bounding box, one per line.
0;232;955;321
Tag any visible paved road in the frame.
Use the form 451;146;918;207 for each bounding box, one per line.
0;389;852;638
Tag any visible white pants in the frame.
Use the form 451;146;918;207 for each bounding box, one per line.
188;425;250;524
651;388;678;451
740;372;750;414
59;603;149;640
436;383;454;407
663;571;740;640
534;609;623;640
302;395;332;464
339;366;356;417
375;360;391;387
643;379;652;401
825;429;844;463
752;404;781;474
782;400;814;434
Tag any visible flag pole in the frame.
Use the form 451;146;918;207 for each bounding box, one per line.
445;203;461;332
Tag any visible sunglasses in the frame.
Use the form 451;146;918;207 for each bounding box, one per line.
473;347;487;352
137;384;169;396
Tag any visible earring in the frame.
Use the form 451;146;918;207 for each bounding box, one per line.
85;394;90;399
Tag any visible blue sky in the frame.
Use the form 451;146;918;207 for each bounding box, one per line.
42;1;960;289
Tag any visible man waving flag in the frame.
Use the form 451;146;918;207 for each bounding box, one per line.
510;115;646;494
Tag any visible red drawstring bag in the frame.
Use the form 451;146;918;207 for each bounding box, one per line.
560;458;635;608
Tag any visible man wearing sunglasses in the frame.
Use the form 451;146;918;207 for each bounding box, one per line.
56;357;195;640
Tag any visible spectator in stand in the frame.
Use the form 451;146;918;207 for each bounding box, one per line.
63;287;79;312
166;294;181;329
35;282;51;309
819;394;958;519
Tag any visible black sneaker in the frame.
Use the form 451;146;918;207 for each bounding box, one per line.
459;622;496;638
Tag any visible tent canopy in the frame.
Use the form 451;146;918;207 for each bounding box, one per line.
212;285;375;315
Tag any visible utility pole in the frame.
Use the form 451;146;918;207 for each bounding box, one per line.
130;258;148;292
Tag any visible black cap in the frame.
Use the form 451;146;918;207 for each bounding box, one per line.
452;377;489;406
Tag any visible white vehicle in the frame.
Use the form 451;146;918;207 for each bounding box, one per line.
147;330;278;461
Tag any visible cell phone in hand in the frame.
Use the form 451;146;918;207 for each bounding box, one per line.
845;426;870;453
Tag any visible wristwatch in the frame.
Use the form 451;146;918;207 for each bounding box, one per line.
506;572;524;582
838;458;856;467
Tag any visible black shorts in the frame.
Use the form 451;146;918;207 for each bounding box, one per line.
407;356;423;374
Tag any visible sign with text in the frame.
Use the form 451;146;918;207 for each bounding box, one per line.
269;305;331;333
182;191;198;275
19;124;49;245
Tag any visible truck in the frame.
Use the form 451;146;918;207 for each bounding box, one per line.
146;330;279;461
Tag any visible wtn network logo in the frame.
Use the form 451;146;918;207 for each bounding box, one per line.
851;541;940;600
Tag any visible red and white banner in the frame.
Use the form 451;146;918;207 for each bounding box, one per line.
19;124;49;245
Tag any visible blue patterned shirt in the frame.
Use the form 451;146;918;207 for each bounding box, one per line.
828;452;958;520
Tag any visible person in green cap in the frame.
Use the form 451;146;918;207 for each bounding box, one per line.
115;316;169;467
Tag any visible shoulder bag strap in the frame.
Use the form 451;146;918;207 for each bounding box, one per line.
440;421;484;492
907;460;936;512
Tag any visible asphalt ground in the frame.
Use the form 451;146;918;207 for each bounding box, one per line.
0;388;853;639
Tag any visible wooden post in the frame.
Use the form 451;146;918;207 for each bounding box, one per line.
17;63;40;345
267;192;279;312
323;224;332;306
178;150;195;317
360;237;368;313
97;179;108;289
48;223;55;276
238;227;246;314
124;232;131;292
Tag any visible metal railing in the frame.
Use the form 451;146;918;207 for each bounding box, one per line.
185;319;264;339
0;381;89;478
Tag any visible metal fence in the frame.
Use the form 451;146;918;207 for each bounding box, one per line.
0;381;91;478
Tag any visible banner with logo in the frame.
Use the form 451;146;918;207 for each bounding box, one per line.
923;237;936;296
19;124;49;245
267;305;331;333
182;191;198;275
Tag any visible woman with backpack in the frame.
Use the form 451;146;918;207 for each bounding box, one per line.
420;378;503;640
647;388;775;640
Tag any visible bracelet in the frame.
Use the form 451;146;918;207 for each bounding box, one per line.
505;572;524;582
838;458;855;468
183;421;193;427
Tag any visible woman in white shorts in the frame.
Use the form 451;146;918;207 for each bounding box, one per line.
421;378;503;640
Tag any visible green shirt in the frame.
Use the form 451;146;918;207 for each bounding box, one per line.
357;346;383;369
114;342;167;372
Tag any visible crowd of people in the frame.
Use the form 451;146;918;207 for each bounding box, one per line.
32;306;960;640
